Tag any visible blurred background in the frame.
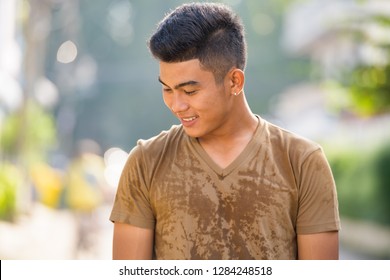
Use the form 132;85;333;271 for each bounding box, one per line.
0;0;389;259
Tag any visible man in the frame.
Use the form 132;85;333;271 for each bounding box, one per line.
110;2;340;260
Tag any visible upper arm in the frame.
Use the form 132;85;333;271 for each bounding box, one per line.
112;222;154;260
297;231;339;260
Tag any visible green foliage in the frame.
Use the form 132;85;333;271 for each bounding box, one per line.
329;13;390;116
0;100;56;161
0;164;21;221
341;64;390;116
0;101;56;220
329;143;390;226
372;143;390;223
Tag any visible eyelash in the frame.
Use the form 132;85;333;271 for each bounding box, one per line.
163;88;197;95
184;90;196;95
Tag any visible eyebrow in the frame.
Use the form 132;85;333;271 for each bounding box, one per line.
158;77;200;89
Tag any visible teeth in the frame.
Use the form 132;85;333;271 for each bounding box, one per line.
182;116;196;121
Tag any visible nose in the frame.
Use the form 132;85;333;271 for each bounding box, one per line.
170;93;189;114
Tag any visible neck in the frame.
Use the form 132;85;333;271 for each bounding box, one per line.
196;95;258;169
199;108;258;149
197;111;258;169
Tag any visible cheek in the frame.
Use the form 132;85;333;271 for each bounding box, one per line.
205;92;228;108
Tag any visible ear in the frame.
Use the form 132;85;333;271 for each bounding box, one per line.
228;68;245;96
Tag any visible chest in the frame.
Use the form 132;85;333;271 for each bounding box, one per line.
149;149;299;224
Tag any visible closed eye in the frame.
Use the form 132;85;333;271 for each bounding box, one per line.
184;90;197;95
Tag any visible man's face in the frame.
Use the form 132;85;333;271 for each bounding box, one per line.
159;59;234;140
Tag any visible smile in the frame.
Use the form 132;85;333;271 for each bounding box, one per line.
182;116;197;122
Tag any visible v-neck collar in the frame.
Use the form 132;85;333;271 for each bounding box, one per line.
188;115;265;179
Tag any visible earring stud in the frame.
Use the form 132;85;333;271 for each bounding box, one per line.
233;89;243;96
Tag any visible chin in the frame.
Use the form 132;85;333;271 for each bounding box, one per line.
182;127;203;139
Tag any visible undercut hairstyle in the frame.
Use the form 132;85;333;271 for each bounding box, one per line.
148;2;247;83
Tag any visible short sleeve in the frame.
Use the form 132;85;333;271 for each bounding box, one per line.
296;148;340;234
109;145;155;229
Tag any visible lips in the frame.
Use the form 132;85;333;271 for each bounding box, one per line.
179;115;198;127
182;116;197;122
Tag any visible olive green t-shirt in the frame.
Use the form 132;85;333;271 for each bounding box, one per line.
110;116;340;259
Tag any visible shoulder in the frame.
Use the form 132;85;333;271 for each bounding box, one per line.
136;124;184;150
128;124;185;161
260;116;324;166
261;117;322;159
121;124;185;177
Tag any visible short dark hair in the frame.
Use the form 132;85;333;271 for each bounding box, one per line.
148;2;247;83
